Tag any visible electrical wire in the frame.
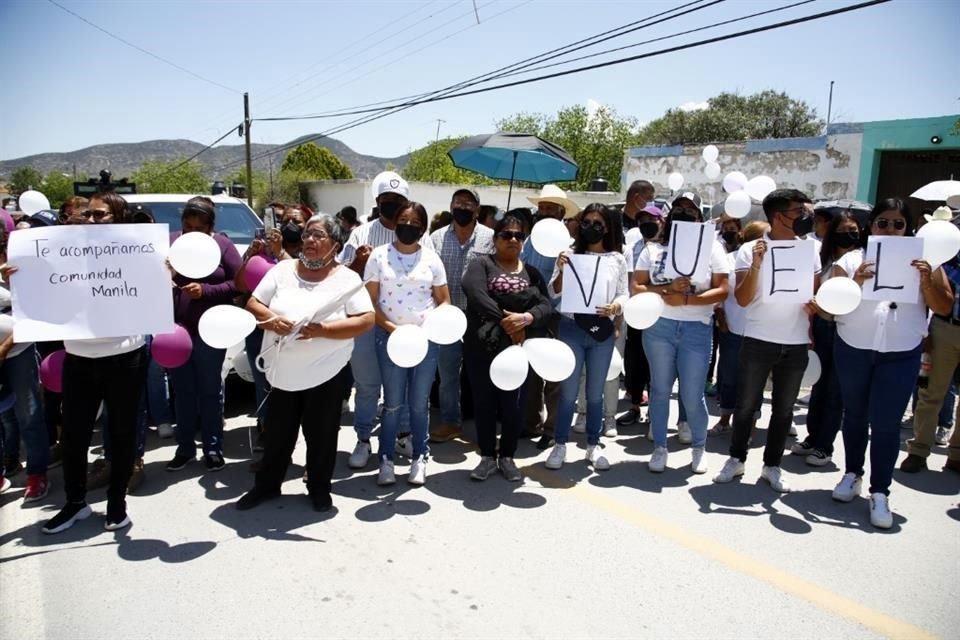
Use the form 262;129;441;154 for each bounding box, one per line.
158;127;240;178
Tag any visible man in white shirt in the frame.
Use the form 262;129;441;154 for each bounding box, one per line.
713;189;818;493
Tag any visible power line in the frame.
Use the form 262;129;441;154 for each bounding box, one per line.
160;127;241;178
45;0;240;94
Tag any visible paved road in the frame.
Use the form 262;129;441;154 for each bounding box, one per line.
2;383;958;639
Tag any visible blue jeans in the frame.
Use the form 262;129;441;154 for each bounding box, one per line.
374;327;437;460
170;339;226;457
717;330;743;415
352;328;408;440
0;346;48;474
556;316;615;447
643;317;712;449
245;328;270;423
805;317;844;454
834;337;921;496
436;342;463;426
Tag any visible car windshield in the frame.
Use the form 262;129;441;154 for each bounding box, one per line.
142;202;261;245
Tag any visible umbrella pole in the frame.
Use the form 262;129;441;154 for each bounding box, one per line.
506;151;517;210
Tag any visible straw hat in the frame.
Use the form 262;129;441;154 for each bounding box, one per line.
527;184;580;219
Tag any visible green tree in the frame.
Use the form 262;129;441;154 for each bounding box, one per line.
9;166;43;195
42;171;74;209
280;143;353;180
225;168;270;208
131;158;208;194
402;136;496;185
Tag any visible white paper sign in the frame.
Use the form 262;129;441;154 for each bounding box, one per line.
662;221;714;283
560;254;610;314
862;236;923;304
8;224;175;341
760;240;816;304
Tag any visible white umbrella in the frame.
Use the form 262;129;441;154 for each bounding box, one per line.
911;180;960;201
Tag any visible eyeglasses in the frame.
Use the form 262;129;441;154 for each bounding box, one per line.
80;208;111;220
874;218;907;231
497;231;525;241
301;230;330;241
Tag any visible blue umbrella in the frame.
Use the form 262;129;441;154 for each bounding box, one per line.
448;132;579;209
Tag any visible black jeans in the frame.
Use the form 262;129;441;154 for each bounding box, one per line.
254;366;349;499
62;347;148;505
624;326;651;403
730;337;808;466
465;344;525;458
805;316;844;454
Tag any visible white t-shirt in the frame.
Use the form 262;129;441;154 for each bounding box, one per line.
364;244;447;326
722;252;746;336
549;251;629;319
64;336;145;359
253;261;374;392
734;234;820;345
0;285;30;359
634;240;729;325
833;249;927;353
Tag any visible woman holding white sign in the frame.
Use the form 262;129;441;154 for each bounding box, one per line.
546;204;628;471
827;198;951;528
236;215;374;512
633;193;730;474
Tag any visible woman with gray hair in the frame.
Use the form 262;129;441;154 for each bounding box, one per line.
236;215;375;512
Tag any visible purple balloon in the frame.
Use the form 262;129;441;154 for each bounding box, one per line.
0;210;13;234
243;255;274;292
40;350;66;393
152;324;193;369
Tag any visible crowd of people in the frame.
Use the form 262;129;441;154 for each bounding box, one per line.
1;170;959;536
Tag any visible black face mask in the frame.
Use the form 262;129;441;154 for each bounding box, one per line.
451;207;474;227
833;230;859;249
282;221;303;245
639;222;660;240
379;201;402;221
395;223;422;245
579;221;605;245
791;213;815;237
721;231;739;246
671;211;697;223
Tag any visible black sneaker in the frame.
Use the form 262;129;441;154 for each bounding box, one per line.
166;453;194;471
42;502;92;535
204;454;226;471
236;488;280;511
310;492;333;512
105;501;131;531
536;435;555;451
616;408;641;426
3;457;24;478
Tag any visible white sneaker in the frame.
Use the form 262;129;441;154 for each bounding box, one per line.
761;465;790;493
396;435;414;459
790;440;815;456
805;450;832;467
603;417;618;438
935;426;951;446
377;458;396;486
677;421;692;445
585;445;610;471
690;447;708;474
156;423;174;439
649;446;668;473
713;457;745;483
788;424;798;437
573;413;586;434
832;472;862;502
408;455;426;486
869;492;893;529
545;444;566;470
348;440;372;469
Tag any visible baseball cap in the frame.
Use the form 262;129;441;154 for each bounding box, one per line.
641;205;663;218
372;171;409;199
29;209;60;228
451;188;480;205
672;191;702;210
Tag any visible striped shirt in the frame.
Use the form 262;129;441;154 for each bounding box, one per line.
429;224;494;309
338;218;436;266
520;241;561;308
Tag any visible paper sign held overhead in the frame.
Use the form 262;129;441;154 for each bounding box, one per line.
862;236;923;304
662;221;714;284
760;240;816;304
560;254;610;315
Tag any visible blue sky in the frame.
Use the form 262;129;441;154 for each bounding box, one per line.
3;0;958;164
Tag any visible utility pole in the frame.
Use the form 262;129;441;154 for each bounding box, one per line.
826;80;835;134
431;118;445;183
244;92;253;208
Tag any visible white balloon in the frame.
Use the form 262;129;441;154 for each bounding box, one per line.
722;171;748;193
490;345;530;391
917;220;960;266
606;348;624;381
745;175;777;202
530;217;573;257
815;277;862;316
387;324;429;368
622;292;664;330
169;232;221;279
523;338;576;382
198;305;257;349
802;350;822;387
704;162;721;180
702;145;719;163
232;349;255;383
18;190;50;215
667;172;684;191
724;191;753;219
421;304;467;345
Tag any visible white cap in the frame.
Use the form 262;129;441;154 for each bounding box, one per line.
372;171;409;199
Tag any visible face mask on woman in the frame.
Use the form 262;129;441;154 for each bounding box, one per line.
395;223;422;245
579;220;604;245
639;222;659;240
832;230;859;249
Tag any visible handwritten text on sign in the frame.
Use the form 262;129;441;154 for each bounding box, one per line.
560;254;610;315
760;240;816;304
8;224;174;341
662;221;714;283
862;236;923;304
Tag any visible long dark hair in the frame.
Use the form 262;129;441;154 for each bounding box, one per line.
89;191;128;223
182;196;216;229
819;211;866;266
574;203;622;254
868;198;914;237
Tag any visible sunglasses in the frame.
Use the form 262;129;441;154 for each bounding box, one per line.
874;218;906;231
301;230;330;241
497;231;525;241
80;208;111;220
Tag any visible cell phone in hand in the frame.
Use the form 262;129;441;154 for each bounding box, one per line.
263;206;276;231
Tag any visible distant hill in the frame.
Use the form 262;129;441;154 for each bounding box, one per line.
0;134;410;181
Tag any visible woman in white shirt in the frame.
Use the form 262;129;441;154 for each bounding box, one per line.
365;202;450;487
236;215;374;512
546;204;629;472
829;198;951;528
633;193;729;474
